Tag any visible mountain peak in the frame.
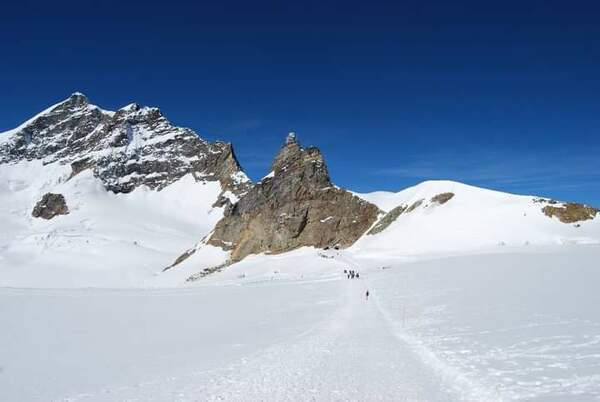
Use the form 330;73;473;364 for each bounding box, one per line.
206;132;380;261
272;132;304;172
69;91;87;99
64;92;89;107
0;94;248;196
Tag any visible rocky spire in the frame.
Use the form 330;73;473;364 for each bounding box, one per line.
270;132;330;188
206;133;380;261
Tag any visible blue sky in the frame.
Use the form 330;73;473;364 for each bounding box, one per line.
1;0;599;205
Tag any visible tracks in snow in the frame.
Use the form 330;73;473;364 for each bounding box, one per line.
64;279;457;402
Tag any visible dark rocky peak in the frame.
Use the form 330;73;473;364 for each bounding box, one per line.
268;132;330;190
0;93;251;197
204;133;380;262
271;131;301;172
40;92;93;118
0;92;112;164
64;91;89;105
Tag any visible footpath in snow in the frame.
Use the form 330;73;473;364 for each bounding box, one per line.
90;279;459;402
1;246;599;401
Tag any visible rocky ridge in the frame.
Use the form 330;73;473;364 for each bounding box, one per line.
0;93;250;197
3;94;599;270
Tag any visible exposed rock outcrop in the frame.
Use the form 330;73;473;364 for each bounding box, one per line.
406;199;423;212
0;93;250;197
542;203;598;223
431;192;454;205
368;205;406;235
32;193;69;219
206;133;381;261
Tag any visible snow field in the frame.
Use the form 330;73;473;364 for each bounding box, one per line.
0;160;224;288
2;246;599;401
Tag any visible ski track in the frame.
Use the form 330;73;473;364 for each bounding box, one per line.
60;279;459;402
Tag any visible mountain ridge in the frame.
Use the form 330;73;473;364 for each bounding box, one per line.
0;93;250;198
1;93;599;286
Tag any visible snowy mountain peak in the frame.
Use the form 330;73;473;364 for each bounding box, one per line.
352;178;599;255
67;91;89;103
0;94;249;195
118;103;141;113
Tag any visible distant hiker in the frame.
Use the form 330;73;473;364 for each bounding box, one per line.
343;269;347;274
366;290;370;300
356;272;360;279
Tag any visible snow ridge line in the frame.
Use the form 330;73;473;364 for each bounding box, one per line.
372;292;504;402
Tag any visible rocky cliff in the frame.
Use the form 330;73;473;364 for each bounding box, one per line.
206;133;381;261
0;93;250;197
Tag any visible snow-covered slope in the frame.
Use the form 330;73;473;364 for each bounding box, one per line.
353;180;600;257
3;246;599;401
0;93;250;288
0;160;225;288
2;93;599;288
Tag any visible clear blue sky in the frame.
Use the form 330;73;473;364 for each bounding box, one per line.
1;0;599;205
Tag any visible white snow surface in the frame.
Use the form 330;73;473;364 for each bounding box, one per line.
0;160;224;288
1;246;599;401
353;180;600;257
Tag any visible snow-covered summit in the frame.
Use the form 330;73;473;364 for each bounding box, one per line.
352;179;600;256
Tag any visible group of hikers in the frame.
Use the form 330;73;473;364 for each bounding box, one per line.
343;269;360;279
342;269;369;301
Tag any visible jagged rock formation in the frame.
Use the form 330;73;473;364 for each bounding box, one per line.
0;93;250;196
206;133;381;261
32;193;69;219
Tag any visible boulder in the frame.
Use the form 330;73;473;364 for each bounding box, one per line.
32;193;69;220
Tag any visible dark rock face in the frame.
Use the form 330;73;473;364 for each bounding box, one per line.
32;193;69;219
0;93;250;196
1;93;110;164
207;133;381;261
